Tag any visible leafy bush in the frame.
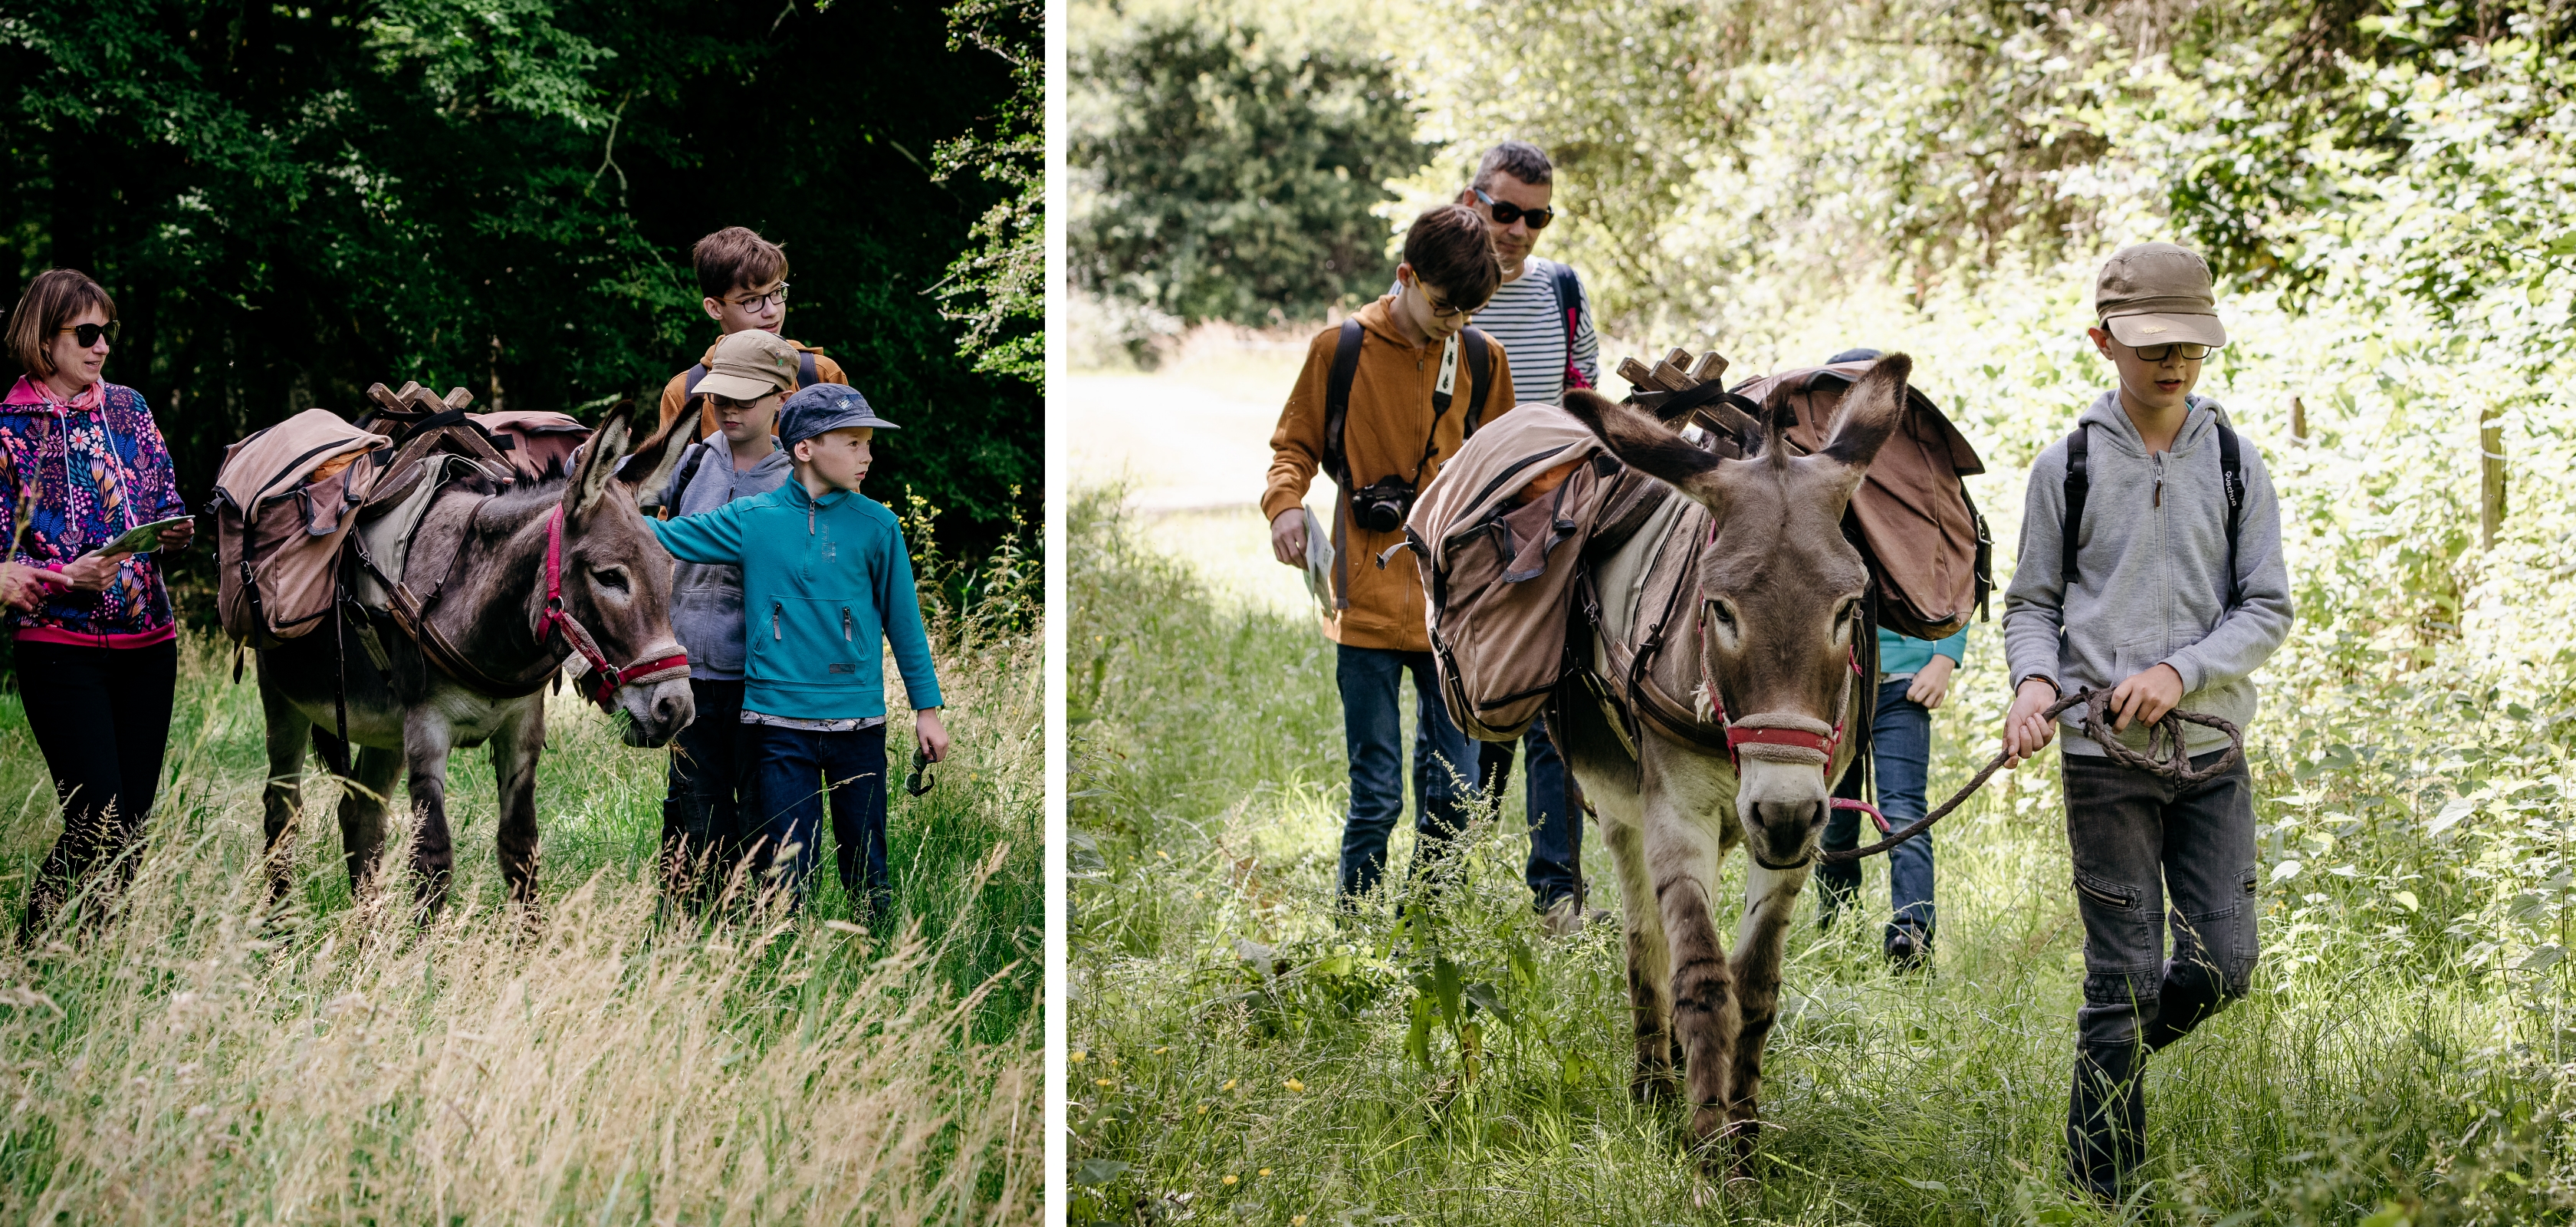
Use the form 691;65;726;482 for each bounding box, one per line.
1070;12;1431;330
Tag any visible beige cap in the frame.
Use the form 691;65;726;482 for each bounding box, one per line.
2094;242;2227;348
696;329;802;401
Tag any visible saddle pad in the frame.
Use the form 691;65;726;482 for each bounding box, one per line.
1589;482;1694;679
350;453;492;611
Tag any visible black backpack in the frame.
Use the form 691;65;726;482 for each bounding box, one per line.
2062;415;2247;604
1319;319;1497;492
1548;262;1591;393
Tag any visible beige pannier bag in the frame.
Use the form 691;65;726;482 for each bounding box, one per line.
211;409;391;649
1396;404;1615;742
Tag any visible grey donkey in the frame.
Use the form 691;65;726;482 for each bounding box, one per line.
1554;355;1915;1175
256;402;694;915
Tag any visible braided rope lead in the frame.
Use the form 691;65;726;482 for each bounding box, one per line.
1818;688;2246;865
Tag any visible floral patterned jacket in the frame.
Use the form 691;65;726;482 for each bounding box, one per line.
0;377;189;646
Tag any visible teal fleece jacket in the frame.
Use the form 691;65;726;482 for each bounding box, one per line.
1877;624;1967;679
647;482;943;721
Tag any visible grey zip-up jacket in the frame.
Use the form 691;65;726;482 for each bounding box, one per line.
2003;391;2294;756
659;438;792;680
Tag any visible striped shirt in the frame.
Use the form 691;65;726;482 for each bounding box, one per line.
1395;256;1600;406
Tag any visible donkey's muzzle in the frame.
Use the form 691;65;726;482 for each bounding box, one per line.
619;678;696;748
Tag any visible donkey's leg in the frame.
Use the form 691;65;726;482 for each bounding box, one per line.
337;745;402;894
1726;857;1815;1164
401;706;458;914
490;699;547;915
1646;794;1737;1155
258;668;311;903
1600;810;1676;1101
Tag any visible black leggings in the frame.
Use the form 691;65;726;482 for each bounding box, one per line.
15;638;178;930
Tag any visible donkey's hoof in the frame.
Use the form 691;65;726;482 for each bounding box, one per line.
1630;1071;1681;1104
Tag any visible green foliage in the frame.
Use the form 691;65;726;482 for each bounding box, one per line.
0;0;1037;558
1070;12;1431;326
932;0;1045;385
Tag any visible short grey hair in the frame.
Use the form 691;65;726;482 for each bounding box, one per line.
1472;141;1554;192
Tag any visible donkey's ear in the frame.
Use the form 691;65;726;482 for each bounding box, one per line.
1818;353;1911;471
615;401;688;503
1562;388;1722;495
565;401;636;518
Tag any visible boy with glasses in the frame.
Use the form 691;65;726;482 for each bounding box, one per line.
649;227;846;480
2000;242;2294;1201
1267;204;1516;909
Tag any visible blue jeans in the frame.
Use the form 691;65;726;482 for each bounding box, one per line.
744;722;891;919
1480;719;1580;911
662;679;751;903
1336;644;1478;902
1820;678;1936;946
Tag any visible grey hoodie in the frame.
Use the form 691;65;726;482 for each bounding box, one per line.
659;438;794;680
2003;390;2294;756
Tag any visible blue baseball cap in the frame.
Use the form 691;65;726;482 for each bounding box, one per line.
777;383;901;449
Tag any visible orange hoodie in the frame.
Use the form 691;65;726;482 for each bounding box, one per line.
1263;297;1517;652
654;336;847;442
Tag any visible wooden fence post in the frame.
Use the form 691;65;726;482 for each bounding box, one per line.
2290;395;2307;446
2480;403;2505;550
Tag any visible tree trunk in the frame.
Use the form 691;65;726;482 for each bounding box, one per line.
2479;403;2505;550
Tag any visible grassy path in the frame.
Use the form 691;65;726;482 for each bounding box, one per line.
0;575;1041;1221
1069;490;2568;1225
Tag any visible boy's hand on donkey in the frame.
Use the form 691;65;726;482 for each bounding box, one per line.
2002;678;2061;768
2108;663;2185;732
1270;509;1307;567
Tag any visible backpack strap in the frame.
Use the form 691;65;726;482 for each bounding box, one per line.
1322;318;1365;488
2215;418;2244;608
1548;263;1589;393
799;349;818;389
1460;326;1495;438
2061;424;2090;587
659;440;714;521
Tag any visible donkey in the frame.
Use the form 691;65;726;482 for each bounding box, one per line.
1552;354;1914;1172
255;403;692;912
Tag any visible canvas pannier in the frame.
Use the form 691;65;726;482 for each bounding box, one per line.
211;408;393;649
1397;403;1616;742
1733;361;1991;640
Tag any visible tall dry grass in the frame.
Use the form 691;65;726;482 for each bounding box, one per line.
0;537;1040;1222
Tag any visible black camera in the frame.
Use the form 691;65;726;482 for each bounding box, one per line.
1350;475;1418;533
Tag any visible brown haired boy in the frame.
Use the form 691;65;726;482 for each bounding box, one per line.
1263;202;1514;907
651;227;849;459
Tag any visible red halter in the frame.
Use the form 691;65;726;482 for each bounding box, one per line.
1694;598;1861;767
534;505;692;712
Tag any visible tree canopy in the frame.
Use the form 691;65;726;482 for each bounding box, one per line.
1;0;1040;561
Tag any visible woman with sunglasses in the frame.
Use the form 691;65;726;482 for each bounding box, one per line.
2;268;194;937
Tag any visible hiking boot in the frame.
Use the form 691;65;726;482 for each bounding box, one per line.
2065;1042;2145;1203
1885;925;1931;972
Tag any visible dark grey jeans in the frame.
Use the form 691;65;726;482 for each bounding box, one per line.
2062;747;2260;1051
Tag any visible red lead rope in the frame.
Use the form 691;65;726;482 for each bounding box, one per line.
534;506;692;712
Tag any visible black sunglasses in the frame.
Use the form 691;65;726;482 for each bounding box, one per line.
1474;188;1555;230
2132;342;2212;361
58;321;120;348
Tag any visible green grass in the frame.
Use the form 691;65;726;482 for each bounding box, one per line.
0;545;1040;1221
1067;488;2576;1225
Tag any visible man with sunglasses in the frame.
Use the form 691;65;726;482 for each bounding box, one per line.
650;227;846;472
1443;141;1601;936
1999;242;2293;1202
1266;204;1515;911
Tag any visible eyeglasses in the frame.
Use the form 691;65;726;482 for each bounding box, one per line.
57;321;120;348
1473;187;1555;230
1416;285;1477;320
2132;342;2212;361
727;283;790;311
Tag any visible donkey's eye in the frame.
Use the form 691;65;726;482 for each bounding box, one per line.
594;567;630;594
1710;600;1737;628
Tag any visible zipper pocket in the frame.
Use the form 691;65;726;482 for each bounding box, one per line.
842;607;853;642
772;602;782;641
2073;873;2137;910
